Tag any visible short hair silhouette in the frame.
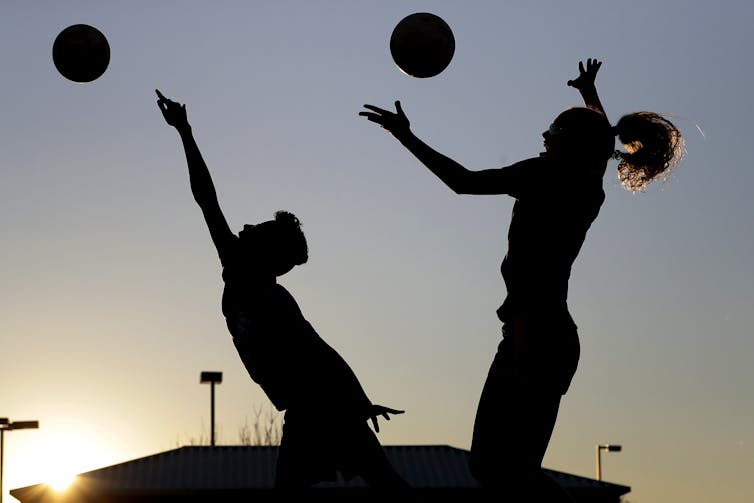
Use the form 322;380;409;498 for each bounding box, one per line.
238;211;308;276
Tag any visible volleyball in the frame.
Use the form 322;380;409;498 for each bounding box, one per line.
52;24;110;83
390;13;455;78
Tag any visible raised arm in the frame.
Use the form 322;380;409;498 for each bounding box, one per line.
156;89;235;257
359;101;521;195
567;58;606;117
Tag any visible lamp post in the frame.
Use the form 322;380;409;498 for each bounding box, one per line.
0;418;39;503
200;371;222;446
596;443;622;481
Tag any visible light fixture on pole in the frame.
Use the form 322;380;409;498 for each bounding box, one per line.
200;371;222;446
596;443;622;481
0;418;39;503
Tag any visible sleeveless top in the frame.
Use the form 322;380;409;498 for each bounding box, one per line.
494;156;605;325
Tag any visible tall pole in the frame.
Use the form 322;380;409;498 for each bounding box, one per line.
595;443;602;481
1;428;5;503
210;381;216;447
0;420;39;503
200;371;222;447
596;444;622;481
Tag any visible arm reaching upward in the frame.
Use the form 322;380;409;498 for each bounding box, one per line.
567;58;606;117
359;101;522;195
156;89;235;258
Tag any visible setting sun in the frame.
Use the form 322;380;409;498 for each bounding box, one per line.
46;474;76;493
8;420;117;494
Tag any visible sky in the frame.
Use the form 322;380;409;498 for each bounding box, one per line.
1;1;753;501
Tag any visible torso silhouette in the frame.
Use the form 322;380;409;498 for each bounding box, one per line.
220;236;372;416
496;156;605;323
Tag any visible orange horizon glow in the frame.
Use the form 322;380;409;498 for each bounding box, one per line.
8;420;117;493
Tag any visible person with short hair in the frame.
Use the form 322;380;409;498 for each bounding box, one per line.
156;90;409;489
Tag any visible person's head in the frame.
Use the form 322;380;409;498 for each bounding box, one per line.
543;106;614;164
543;106;685;192
238;210;308;276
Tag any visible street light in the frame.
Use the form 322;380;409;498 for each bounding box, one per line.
0;418;39;503
596;443;622;481
200;371;222;446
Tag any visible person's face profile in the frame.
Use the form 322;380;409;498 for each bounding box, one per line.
542;120;567;158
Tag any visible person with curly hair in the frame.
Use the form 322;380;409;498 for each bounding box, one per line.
359;59;683;500
156;90;408;489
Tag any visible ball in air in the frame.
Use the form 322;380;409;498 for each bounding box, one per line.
390;12;455;78
52;24;110;83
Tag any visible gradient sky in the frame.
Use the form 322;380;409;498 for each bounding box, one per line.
1;1;753;502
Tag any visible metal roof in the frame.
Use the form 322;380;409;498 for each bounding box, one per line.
12;445;631;499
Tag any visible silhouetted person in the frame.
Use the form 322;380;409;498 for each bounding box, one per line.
360;59;683;501
156;90;409;489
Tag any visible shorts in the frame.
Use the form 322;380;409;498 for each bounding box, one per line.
275;407;391;487
468;314;580;484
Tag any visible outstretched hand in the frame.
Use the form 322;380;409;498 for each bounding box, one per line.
368;404;405;433
567;58;602;91
156;89;190;131
359;101;411;139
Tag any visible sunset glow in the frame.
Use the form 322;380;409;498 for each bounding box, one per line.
10;423;115;493
2;2;753;502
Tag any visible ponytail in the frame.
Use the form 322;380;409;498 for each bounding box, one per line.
611;112;684;192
